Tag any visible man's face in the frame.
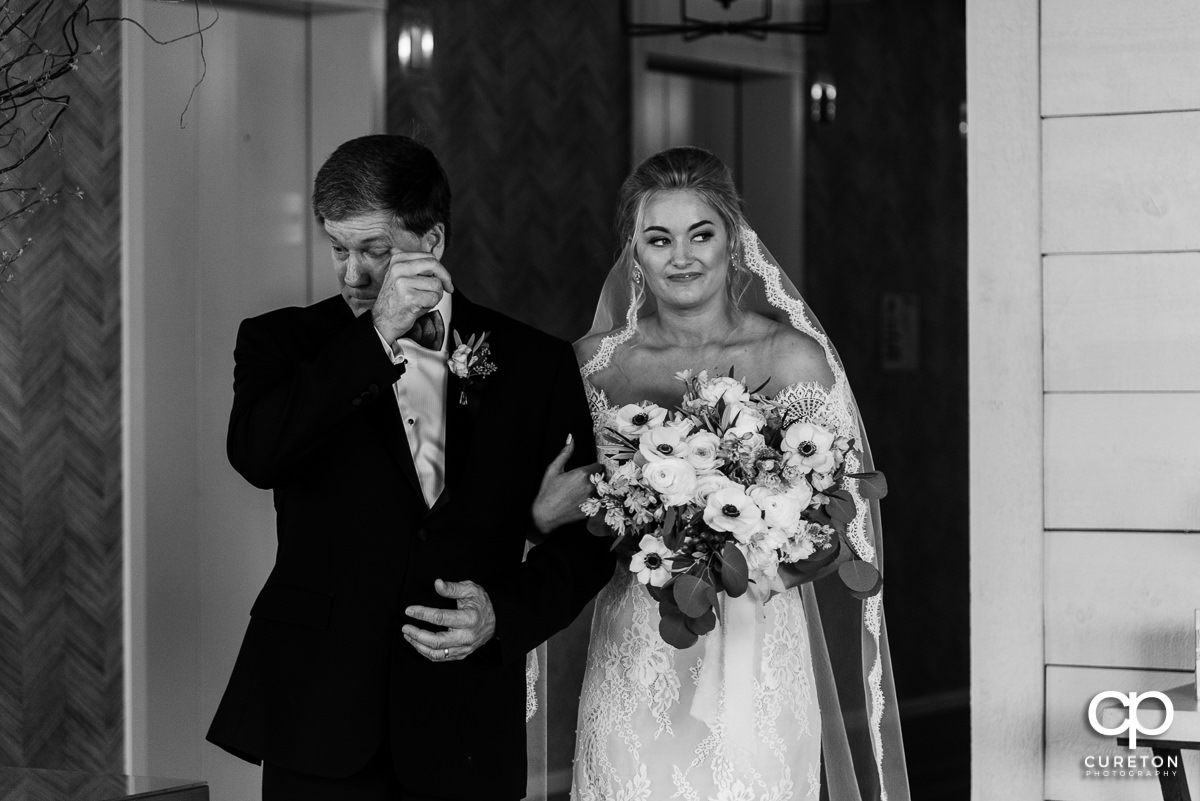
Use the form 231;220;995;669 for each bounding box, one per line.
323;210;432;317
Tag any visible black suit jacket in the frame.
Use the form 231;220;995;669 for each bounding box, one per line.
206;292;613;799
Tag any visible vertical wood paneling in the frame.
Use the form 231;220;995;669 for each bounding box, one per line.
0;0;123;772
1046;666;1198;801
1044;253;1200;392
967;1;1043;798
1045;393;1200;531
1042;0;1200;116
1043;112;1200;255
1045;530;1200;670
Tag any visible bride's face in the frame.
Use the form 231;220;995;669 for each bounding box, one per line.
635;190;731;313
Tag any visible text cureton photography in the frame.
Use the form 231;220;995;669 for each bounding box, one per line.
1082;753;1180;779
1082;690;1179;780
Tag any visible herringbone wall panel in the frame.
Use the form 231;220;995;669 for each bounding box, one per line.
0;2;123;772
386;0;630;343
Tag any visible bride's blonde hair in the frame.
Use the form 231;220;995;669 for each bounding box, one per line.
615;147;753;307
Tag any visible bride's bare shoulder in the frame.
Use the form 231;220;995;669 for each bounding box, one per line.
573;330;615;367
757;317;834;389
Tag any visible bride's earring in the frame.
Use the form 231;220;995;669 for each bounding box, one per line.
631;264;644;286
730;250;743;272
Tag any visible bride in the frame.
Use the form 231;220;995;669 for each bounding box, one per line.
535;146;908;801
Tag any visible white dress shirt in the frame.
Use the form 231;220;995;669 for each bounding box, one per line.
375;293;452;507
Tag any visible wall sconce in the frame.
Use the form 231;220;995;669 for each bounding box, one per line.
397;9;434;74
810;79;836;124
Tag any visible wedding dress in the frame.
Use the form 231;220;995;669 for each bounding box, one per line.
572;377;829;801
565;228;909;801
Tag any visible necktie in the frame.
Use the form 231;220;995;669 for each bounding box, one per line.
405;309;444;351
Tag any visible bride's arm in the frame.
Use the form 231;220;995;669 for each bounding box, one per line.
526;333;612;539
530;435;601;538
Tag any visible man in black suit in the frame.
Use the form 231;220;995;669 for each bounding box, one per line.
206;134;611;800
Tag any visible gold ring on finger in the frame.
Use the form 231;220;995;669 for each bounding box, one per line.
443;648;449;660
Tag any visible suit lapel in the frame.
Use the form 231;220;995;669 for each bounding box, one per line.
313;295;427;506
430;293;483;516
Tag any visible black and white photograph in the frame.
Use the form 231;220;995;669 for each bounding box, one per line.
0;1;1196;800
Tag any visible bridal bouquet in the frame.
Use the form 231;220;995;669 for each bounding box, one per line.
582;369;886;648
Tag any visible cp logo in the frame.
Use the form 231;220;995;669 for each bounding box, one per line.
1088;691;1174;749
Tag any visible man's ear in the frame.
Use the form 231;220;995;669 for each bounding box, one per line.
423;223;446;260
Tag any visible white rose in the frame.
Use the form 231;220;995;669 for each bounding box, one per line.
684;431;722;473
639;426;692;462
615;403;668;437
693;473;735;504
703;486;765;543
699;375;750;406
749;486;805;536
641;458;698;507
449;346;472;377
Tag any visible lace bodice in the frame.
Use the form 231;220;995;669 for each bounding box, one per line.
585;378;841;433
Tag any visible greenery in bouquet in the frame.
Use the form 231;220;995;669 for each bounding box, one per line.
582;368;887;649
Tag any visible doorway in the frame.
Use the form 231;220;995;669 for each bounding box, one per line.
632;41;806;288
121;1;383;798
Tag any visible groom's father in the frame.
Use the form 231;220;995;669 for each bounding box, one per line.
207;134;612;801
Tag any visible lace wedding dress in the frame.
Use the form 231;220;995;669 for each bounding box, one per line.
571;377;836;801
563;226;908;801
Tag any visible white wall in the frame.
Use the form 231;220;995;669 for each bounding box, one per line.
970;1;1200;799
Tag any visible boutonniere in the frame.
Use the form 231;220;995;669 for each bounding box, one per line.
448;330;497;405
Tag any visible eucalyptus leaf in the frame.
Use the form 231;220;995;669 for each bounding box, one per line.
838;560;882;594
827;492;857;525
659;604;700;649
662;507;681;551
685;606;718;635
672;573;714;618
718;541;749;598
587;513;611;538
647;582;673;604
847;471;888;500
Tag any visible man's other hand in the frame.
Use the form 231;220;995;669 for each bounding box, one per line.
372;250;455;344
402;578;496;662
